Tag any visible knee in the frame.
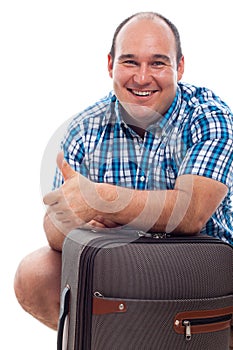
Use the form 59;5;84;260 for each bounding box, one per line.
14;247;62;312
14;251;40;311
14;247;62;329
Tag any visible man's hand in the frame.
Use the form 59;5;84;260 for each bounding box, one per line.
43;153;120;250
43;152;97;235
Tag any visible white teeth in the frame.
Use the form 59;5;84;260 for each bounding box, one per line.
132;90;152;96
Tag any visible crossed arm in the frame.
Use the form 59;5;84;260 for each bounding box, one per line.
43;152;228;251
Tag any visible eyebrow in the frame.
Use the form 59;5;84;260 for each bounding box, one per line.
152;54;171;63
117;54;136;61
117;54;171;63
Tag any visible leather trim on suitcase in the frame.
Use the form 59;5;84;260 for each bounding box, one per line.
92;295;127;315
91;296;233;349
174;306;233;338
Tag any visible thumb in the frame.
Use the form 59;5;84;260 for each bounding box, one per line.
57;151;76;181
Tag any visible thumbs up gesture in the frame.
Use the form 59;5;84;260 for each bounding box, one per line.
56;151;77;181
43;152;96;235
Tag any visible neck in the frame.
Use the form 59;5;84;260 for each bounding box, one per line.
119;104;151;138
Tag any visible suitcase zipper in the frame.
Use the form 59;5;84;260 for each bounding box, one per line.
137;231;170;239
174;307;233;341
182;314;232;341
76;244;101;350
183;320;191;341
136;231;226;244
76;239;122;349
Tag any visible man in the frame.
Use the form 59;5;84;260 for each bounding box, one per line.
14;11;233;341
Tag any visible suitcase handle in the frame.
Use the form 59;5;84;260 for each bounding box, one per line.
57;285;70;350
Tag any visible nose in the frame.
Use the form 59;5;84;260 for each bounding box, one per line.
133;63;152;85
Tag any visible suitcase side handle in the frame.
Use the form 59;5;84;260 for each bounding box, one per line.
57;285;71;350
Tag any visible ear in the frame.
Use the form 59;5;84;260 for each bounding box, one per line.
177;56;185;81
107;54;113;78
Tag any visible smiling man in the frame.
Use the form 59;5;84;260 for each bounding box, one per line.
14;12;233;344
108;14;184;128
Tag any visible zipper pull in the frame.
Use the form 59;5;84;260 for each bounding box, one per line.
137;231;150;237
183;320;191;341
152;233;169;239
94;291;104;298
137;231;170;239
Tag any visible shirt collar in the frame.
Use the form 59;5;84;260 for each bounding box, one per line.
157;85;181;131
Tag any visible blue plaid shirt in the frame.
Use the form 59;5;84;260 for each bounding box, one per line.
54;82;233;244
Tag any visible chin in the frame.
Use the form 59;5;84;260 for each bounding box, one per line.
124;103;162;126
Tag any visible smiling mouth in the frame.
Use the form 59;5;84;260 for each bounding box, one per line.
127;88;157;97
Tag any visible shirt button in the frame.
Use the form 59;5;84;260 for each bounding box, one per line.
140;176;145;182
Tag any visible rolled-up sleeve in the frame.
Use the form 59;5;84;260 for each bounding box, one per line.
179;110;233;189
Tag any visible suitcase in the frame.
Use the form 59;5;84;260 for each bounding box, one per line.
57;228;233;350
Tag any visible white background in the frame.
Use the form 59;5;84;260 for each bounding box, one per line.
1;0;232;348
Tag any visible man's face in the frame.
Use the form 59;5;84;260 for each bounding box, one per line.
108;17;184;128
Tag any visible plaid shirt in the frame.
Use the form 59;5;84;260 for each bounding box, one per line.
53;82;233;244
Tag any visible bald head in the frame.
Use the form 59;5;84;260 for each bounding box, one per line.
109;12;183;66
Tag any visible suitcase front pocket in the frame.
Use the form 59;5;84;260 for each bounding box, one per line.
92;294;233;350
174;307;233;341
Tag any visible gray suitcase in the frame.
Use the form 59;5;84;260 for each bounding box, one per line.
57;229;233;349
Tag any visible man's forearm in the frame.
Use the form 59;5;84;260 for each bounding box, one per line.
95;174;227;235
44;157;228;238
95;182;196;234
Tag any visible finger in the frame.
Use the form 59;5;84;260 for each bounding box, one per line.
49;214;85;233
43;189;60;205
93;215;120;228
55;210;74;221
86;220;107;228
45;199;71;217
57;151;76;181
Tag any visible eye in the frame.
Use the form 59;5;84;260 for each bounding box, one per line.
152;61;166;68
123;60;138;66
